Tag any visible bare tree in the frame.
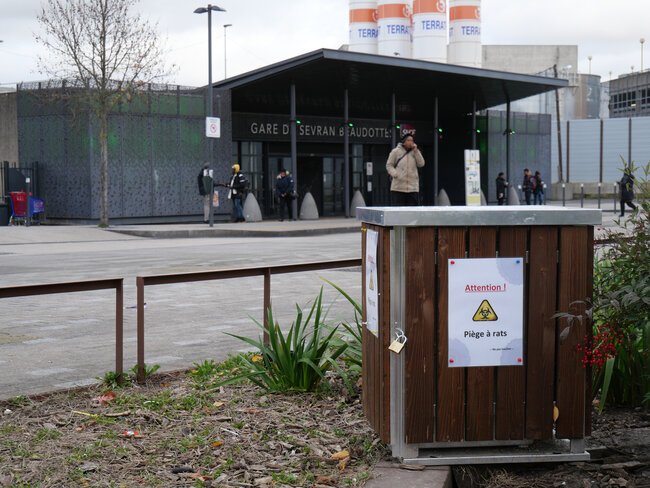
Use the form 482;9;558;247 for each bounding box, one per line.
35;0;171;226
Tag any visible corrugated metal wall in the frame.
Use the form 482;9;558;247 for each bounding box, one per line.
551;116;650;183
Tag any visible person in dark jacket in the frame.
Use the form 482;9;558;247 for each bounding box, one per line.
197;162;212;223
226;163;247;222
495;172;507;205
619;170;637;217
533;171;545;205
275;168;295;221
522;168;532;205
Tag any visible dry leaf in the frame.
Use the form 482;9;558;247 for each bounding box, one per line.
211;441;224;448
213;401;225;408
93;391;116;405
330;450;349;460
251;354;263;363
553;405;560;422
337;457;349;471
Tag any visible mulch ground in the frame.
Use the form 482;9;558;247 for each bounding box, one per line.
0;370;385;487
2;369;649;488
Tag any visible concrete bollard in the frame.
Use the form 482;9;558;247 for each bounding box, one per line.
507;185;520;205
243;193;263;222
349;190;366;217
299;192;319;220
437;189;451;206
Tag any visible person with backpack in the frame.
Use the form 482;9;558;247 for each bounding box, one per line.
197;162;213;223
532;170;544;205
619;169;637;217
226;163;248;222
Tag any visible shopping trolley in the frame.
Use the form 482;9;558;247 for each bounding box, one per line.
9;192;45;225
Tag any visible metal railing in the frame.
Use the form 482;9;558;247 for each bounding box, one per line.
0;278;124;381
135;259;362;382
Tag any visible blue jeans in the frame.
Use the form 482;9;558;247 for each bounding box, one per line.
533;192;544;205
233;197;244;221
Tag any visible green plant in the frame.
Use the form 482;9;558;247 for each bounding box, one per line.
218;287;348;392
190;359;219;384
130;363;161;381
590;161;650;410
98;370;131;389
324;279;363;376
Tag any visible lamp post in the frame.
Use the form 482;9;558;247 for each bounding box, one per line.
223;24;232;79
641;38;645;72
194;4;226;227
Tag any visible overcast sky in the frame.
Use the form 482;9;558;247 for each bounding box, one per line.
1;0;648;88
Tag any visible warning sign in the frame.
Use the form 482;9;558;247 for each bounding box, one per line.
448;257;524;368
472;300;498;321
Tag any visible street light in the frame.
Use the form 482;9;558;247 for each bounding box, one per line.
223;24;232;79
641;38;645;72
194;4;226;227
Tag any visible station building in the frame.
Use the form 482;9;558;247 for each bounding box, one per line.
1;49;565;222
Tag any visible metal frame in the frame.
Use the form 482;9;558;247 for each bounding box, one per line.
135;258;361;383
0;278;124;382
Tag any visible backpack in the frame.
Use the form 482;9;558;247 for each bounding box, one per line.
530;177;538;191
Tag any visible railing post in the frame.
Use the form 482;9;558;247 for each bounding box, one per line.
597;182;602;209
263;269;271;345
562;183;566;207
137;277;145;383
580;184;584;208
116;280;124;384
613;183;618;214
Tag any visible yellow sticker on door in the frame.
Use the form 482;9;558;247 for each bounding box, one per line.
472;299;498;321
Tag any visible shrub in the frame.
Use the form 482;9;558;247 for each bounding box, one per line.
219;287;349;393
590;161;650;410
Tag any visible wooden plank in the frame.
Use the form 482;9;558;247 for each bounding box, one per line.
525;226;559;440
379;226;392;443
585;227;594;437
495;227;527;440
404;227;436;443
436;227;466;442
556;227;589;439
466;227;497;441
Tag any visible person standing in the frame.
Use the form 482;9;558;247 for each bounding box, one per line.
522;168;533;205
227;163;248;223
275;168;295;221
533;171;545;205
385;134;425;206
197;162;213;223
619;169;637;217
495;172;507;205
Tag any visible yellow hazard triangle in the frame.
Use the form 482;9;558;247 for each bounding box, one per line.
472;299;498;321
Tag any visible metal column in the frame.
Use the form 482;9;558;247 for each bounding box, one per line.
391;93;397;148
566;120;571;183
506;100;511;186
434;96;439;205
344;89;350;217
290;83;298;219
472;98;477;150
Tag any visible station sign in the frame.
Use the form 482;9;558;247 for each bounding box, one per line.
447;257;524;367
232;113;436;144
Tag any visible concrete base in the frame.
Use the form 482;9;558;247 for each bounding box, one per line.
366;462;452;488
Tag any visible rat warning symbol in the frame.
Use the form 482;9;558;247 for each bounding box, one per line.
472;299;498;321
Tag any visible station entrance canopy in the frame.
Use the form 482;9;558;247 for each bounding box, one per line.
213;48;568;119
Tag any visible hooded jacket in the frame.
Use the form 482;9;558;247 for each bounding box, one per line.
385;143;425;193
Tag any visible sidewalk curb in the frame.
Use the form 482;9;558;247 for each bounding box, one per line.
366;462;452;488
108;226;361;239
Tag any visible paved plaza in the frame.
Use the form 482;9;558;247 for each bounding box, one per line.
0;202;623;400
